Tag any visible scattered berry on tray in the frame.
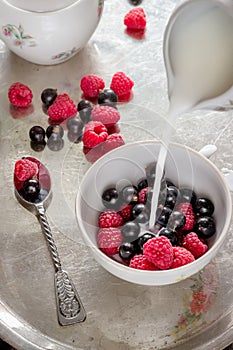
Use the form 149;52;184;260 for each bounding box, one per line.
95;163;216;271
46;124;64;139
124;7;147;30
128;0;143;5
29;126;46;143
80;74;105;99
98;88;118;107
47;93;77;121
77;99;93;124
82;121;108;148
110;72;134;99
91;105;120;127
8;82;33;107
41;88;57;107
14;158;38;182
103;133;125;153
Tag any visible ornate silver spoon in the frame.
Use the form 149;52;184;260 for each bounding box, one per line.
14;156;86;326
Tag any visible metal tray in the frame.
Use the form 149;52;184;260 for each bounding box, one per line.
1;0;233;349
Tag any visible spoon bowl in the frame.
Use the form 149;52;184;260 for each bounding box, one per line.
14;156;86;326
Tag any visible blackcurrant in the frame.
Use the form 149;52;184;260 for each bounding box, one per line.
195;216;216;239
121;185;138;204
46;125;64;139
77;99;92;111
23;179;41;201
156;206;172;226
119;242;136;260
158;227;178;246
163;185;179;209
129;0;143;5
121;221;140;242
195;198;215;216
67;131;82;144
66;116;84;134
47;134;64;151
98;89;118;106
178;188;197;206
137;232;155;252
131;203;149;224
41;88;57;106
167;210;186;230
29;126;46;143
102;187;120;209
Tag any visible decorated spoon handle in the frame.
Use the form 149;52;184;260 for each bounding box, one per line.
36;203;86;325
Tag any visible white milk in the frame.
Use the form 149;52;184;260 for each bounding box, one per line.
149;2;233;229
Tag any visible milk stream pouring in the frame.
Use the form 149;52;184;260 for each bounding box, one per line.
149;0;233;229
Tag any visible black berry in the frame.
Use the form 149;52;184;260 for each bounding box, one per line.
23;179;41;201
158;227;178;246
195;198;215;217
29;126;46;143
41;88;57;106
137;232;155;252
66;116;83;135
156;206;172;226
98;89;118;106
131;203;149;224
129;0;143;5
162;185;179;209
121;221;140;242
119;242;136;260
178;188;197;206
167;210;186;230
46;125;64;139
77;99;92;111
47;134;64;151
137;178;148;192
102;187;120;209
67;131;82;143
121;185;138;204
195;216;216;239
30;140;46;152
78;100;93;124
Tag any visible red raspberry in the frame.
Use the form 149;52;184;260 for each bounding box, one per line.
138;187;150;204
47;94;77;121
97;227;122;256
130;255;158;271
177;202;195;231
82;121;108;148
91;106;120;127
110;72;134;98
171;247;195;269
83;144;105;163
80;74;105;99
124;7;147;30
8;82;33;107
143;236;173;270
183;232;208;258
98;210;124;228
103;133;125;153
14;158;38;182
119;204;133;221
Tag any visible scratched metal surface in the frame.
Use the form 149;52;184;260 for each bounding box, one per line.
1;0;233;349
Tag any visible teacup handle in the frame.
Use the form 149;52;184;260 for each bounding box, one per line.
199;144;233;192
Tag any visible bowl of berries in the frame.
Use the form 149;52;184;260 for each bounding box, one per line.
76;140;232;285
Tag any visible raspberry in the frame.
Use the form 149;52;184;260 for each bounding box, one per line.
98;210;124;228
80;74;105;99
83;144;105;163
103;133;125;153
138;187;150;204
177;202;195;230
14;158;38;182
8;82;33;107
183;232;208;258
129;255;158;271
82;121;108;148
110;72;134;98
124;7;147;30
171;247;195;269
91;106;120;127
143;236;173;270
47;94;77;121
119;204;133;221
97;227;122;256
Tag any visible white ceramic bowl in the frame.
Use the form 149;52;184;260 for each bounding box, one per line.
76;141;232;286
0;0;104;65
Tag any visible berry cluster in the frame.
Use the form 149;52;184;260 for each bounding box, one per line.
96;162;215;271
14;157;50;203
